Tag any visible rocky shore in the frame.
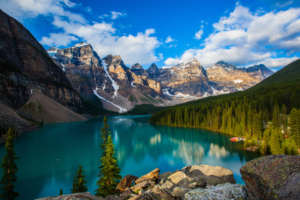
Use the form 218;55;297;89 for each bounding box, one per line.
38;155;300;200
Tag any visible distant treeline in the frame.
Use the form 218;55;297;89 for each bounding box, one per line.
150;60;300;155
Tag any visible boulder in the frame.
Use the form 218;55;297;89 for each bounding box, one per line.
158;171;173;184
146;185;177;200
135;168;160;184
182;165;236;186
172;187;191;199
120;188;133;197
116;175;138;192
240;154;300;200
131;180;156;194
159;180;174;190
168;171;193;187
184;183;248;200
37;192;105;200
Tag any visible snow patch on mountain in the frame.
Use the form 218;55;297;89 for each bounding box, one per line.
163;89;195;99
234;79;243;84
61;63;66;72
93;89;127;113
103;65;119;97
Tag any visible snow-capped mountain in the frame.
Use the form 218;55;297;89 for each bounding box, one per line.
48;44;164;113
47;43;274;113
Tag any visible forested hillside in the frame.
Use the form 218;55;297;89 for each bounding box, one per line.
150;59;300;155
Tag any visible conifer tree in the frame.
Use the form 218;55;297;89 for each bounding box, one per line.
0;129;19;200
96;135;121;197
100;117;110;153
71;165;88;194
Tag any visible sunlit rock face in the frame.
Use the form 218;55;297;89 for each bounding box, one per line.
49;47;163;113
50;43;113;98
48;43;274;112
207;61;274;91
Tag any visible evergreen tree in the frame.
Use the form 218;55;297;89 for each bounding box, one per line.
289;108;300;149
100;117;110;153
95;135;121;197
71;165;88;194
0;129;19;200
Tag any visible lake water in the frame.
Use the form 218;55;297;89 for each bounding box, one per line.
0;115;259;199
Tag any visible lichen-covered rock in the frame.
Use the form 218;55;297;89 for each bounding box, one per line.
184;183;248;200
240;154;300;200
182;165;236;186
144;185;177;200
37;192;105;200
172;187;191;199
116;175;138;192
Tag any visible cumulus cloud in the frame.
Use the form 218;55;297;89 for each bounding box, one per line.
165;36;175;43
40;33;78;47
165;3;300;68
195;29;203;40
1;0;161;65
0;0;85;23
111;11;126;20
41;16;160;65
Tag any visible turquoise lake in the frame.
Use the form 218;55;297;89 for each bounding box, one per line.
0;115;259;199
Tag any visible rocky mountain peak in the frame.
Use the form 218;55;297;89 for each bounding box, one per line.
131;63;144;69
103;55;126;67
245;63;273;79
189;58;201;66
130;63;147;76
215;60;237;69
146;63;160;79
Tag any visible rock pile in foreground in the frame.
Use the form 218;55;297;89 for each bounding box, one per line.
38;155;300;200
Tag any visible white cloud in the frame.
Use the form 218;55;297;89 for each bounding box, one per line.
0;0;85;23
195;29;203;40
158;53;164;60
259;57;300;68
165;36;175;43
165;4;300;68
111;11;126;20
99;14;109;19
40;33;78;47
2;0;160;65
43;17;160;65
275;0;293;8
145;28;155;35
63;0;76;7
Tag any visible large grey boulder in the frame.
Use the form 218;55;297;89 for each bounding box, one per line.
240;154;300;200
184;183;247;200
37;192;105;200
182;165;236;186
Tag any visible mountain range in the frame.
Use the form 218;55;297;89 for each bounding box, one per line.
0;9;274;133
47;43;273;113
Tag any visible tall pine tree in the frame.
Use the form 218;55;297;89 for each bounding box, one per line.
0;129;19;200
96;118;121;197
71;165;88;194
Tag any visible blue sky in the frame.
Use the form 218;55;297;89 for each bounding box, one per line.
1;0;300;70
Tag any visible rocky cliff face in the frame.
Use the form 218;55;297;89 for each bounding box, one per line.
207;61;274;92
130;63;147;76
0;9;85;132
50;49;163;113
50;43;112;98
